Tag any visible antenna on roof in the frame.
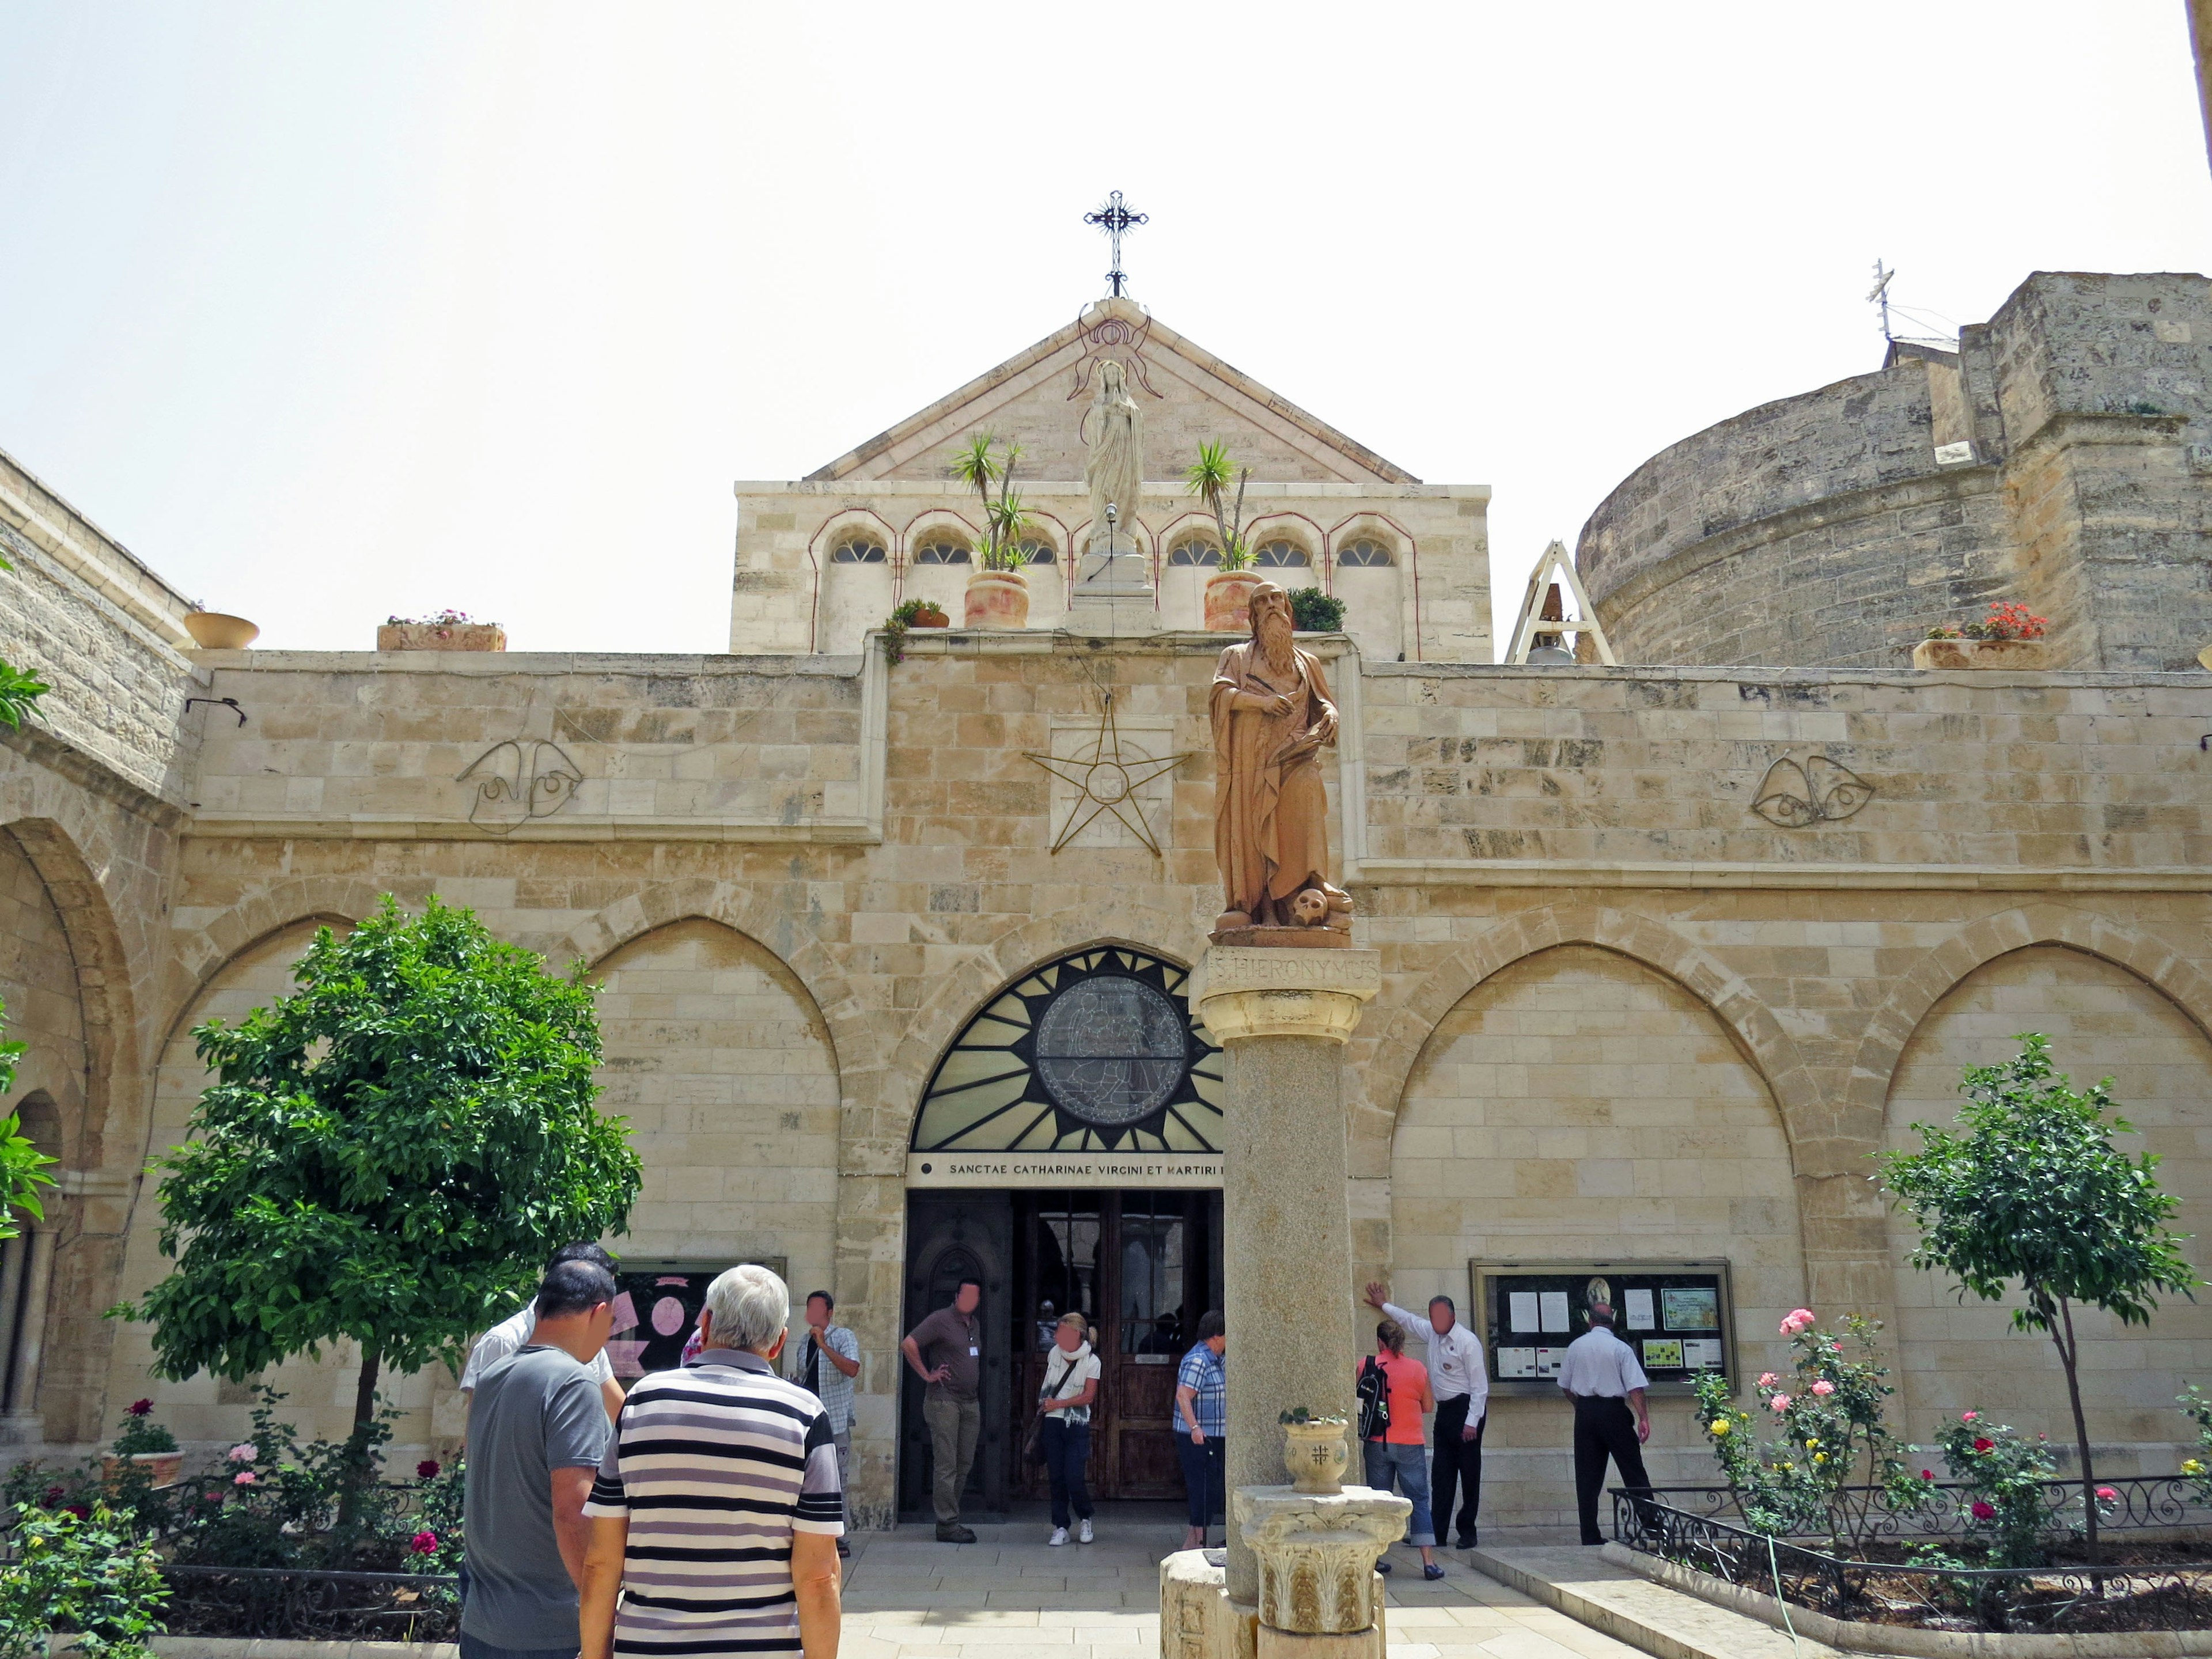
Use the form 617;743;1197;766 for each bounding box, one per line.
1868;259;1896;343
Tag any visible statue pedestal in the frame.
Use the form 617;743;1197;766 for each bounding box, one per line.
1066;545;1158;635
1238;1486;1408;1656
1187;946;1381;1610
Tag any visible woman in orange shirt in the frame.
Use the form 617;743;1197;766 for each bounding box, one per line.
1356;1320;1443;1579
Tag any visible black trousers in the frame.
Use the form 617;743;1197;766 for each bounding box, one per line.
1571;1395;1652;1545
1176;1433;1225;1532
1431;1394;1486;1544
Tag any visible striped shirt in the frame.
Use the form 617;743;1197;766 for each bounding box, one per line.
583;1347;844;1658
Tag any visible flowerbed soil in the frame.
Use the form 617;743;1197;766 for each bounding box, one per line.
158;1567;459;1642
1754;1537;2212;1634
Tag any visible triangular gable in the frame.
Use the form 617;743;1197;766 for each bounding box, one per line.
805;297;1419;486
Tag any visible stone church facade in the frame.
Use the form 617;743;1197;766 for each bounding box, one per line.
1;280;2209;1534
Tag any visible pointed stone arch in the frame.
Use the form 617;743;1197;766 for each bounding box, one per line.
1844;904;2212;1141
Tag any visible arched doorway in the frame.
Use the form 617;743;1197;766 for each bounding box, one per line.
900;946;1225;1516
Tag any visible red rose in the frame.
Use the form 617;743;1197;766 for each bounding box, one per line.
64;1503;89;1520
40;1486;63;1505
127;1398;153;1417
1920;1470;1934;1481
1972;1437;1994;1453
416;1459;442;1480
1970;1501;1996;1521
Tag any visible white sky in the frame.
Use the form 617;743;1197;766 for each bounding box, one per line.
3;3;2208;656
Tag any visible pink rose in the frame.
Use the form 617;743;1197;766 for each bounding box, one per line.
411;1529;437;1554
2096;1486;2118;1503
1810;1380;1835;1396
1756;1373;1778;1388
1769;1393;1791;1412
1961;1411;1978;1422
233;1471;256;1486
1971;1500;1996;1521
227;1444;256;1463
1779;1308;1817;1336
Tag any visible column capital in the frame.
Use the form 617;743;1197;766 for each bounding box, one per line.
1189;947;1380;1045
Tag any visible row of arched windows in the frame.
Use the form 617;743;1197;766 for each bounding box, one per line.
835;531;1398;569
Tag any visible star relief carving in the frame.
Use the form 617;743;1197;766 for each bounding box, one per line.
1025;691;1190;856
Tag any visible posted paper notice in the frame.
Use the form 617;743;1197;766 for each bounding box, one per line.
1539;1290;1570;1332
1624;1288;1656;1330
1508;1291;1540;1333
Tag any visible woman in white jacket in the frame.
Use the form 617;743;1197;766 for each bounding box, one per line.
1038;1313;1101;1546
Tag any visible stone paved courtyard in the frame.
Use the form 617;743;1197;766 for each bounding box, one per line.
834;1517;1646;1659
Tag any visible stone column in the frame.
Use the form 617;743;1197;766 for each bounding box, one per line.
1187;945;1380;1608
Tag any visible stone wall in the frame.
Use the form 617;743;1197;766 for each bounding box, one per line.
69;635;2212;1533
1579;271;2212;673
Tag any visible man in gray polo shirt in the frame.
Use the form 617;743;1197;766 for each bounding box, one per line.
461;1258;616;1659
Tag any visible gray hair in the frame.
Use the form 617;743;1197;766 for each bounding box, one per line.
705;1263;790;1354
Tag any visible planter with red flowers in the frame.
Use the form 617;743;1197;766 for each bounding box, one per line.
99;1397;183;1490
378;609;507;652
1912;601;2054;670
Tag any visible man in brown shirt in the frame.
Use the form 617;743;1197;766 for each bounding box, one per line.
901;1278;983;1542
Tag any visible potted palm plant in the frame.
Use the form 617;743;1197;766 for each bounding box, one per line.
1185;442;1260;631
947;434;1033;629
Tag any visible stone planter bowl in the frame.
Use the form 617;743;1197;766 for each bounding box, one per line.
963;572;1029;630
1205;570;1263;632
378;622;507;652
183;611;259;650
1911;637;2052;671
102;1450;184;1490
1282;1418;1350;1495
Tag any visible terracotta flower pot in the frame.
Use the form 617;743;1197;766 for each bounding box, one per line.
1205;570;1263;632
963;572;1029;630
1911;638;2054;671
908;604;949;629
377;622;507;652
102;1451;184;1490
1282;1419;1350;1495
183;611;260;650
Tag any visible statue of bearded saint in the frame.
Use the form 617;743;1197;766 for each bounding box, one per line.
1208;582;1355;938
1084;360;1143;557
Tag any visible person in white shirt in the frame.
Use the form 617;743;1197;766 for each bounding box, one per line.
461;1243;627;1426
1365;1282;1489;1548
1555;1303;1652;1546
1036;1313;1101;1548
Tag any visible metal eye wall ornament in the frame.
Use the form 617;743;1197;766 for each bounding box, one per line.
456;738;584;834
1751;754;1876;828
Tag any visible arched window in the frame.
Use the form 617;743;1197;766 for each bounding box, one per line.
911;948;1223;1154
1255;540;1309;568
914;536;971;565
1335;537;1394;567
1016;537;1055;566
831;537;887;564
1168;538;1221;567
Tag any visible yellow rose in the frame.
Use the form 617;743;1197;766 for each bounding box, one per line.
2187;1459;2205;1476
1711;1420;1731;1435
1803;1437;1820;1449
1813;1453;1827;1464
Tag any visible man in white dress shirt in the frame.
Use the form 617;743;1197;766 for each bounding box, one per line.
461;1243;627;1426
1365;1282;1488;1547
1555;1303;1652;1546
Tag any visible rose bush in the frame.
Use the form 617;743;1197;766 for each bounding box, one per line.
1930;1413;2062;1567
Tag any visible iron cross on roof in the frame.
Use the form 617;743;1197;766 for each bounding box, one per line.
1085;191;1148;298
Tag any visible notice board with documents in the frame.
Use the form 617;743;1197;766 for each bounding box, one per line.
1469;1259;1735;1397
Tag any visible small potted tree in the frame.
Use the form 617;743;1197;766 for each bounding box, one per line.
947;434;1033;629
1187;442;1262;631
1912;601;2050;670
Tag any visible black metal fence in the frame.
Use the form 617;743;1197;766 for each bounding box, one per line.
160;1564;459;1642
1612;1490;2212;1635
1628;1474;2212;1545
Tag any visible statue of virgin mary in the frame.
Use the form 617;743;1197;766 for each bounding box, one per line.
1085;359;1143;558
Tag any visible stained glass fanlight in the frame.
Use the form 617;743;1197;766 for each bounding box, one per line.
911;948;1224;1153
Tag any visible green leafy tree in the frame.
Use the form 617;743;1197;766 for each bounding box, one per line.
1184;441;1253;570
118;895;641;1509
1879;1034;2199;1563
0;997;57;1242
945;433;1034;573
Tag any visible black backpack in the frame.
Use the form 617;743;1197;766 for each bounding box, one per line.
1356;1355;1391;1440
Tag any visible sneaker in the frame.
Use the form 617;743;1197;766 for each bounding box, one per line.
1048;1527;1070;1547
936;1522;977;1543
1078;1518;1094;1544
1423;1563;1446;1581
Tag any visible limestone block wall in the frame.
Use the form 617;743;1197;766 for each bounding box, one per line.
731;481;1491;665
1579;271;2212;672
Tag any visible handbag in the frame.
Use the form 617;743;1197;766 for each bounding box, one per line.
1356;1355;1391;1440
1025;1351;1077;1465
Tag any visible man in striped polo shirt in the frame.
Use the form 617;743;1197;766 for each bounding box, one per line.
579;1263;843;1659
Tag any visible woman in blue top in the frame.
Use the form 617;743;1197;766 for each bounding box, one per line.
1173;1310;1227;1550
